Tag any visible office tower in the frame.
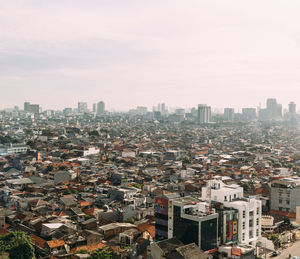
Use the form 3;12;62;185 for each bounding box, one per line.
24;102;30;112
224;108;234;122
63;108;72;115
29;104;39;114
92;103;96;113
242;108;256;121
266;98;282;119
136;106;147;115
78;102;88;113
197;104;211;124
161;103;166;113
96;101;105;115
289;102;296;114
158;103;161;112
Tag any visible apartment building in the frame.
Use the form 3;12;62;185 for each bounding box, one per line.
270;178;300;213
202;180;262;247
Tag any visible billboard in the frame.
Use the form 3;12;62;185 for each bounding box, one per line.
231;247;242;256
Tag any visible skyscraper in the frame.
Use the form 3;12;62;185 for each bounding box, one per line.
24;102;30;112
96;101;105;115
266;98;282;119
78;102;88;113
289;102;296;114
242;108;256;121
224;108;234;122
197;104;211;124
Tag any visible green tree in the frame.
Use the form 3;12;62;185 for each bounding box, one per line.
182;157;190;165
0;231;36;259
46;165;54;172
89;247;120;259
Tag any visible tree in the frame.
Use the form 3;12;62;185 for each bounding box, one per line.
89;247;120;259
0;231;36;259
46;165;54;172
182;157;190;165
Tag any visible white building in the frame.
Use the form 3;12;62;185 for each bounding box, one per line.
197;104;211;124
202;180;262;247
82;147;100;157
0;144;28;155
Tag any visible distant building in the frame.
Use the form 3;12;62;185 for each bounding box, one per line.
24;102;40;114
242;108;256;121
289;102;296;114
197;104;211;124
224;108;234;122
63;108;72;115
78;102;88;113
0;144;29;155
24;102;30;112
266;98;282;120
96;101;105;115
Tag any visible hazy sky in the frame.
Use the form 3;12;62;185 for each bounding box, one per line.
1;0;300;111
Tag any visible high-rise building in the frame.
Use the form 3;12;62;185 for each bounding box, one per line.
161;103;166;113
63;108;72;115
242;108;256;121
266;98;282;119
289;102;296;114
24;102;30;112
25;104;39;114
78;102;88;113
224;108;234;122
197;104;211;124
96;101;105;115
92;103;96;113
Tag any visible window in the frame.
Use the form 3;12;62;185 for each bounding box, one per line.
256;208;259;215
224;196;227;201
256;218;259;225
243;211;245;218
286;200;290;205
249;230;253;238
286;208;290;212
234;194;236;199
249;211;254;217
279;207;283;211
243;222;245;230
249;220;253;227
279;199;282;204
242;233;245;241
256;229;259;237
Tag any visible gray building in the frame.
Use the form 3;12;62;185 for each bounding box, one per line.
224;108;234;122
270;178;300;213
197;104;211;124
96;101;105;115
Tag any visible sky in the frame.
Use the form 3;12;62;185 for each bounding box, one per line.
1;0;300;111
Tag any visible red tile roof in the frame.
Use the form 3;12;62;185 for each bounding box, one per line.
47;239;65;248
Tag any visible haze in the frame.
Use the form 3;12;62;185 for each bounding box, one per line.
1;0;300;111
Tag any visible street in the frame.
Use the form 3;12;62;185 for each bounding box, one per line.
267;241;300;259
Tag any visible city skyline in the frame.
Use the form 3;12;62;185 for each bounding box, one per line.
1;0;300;110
